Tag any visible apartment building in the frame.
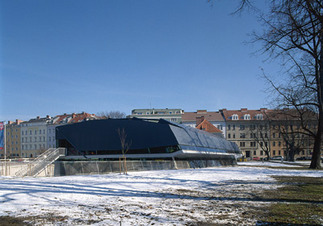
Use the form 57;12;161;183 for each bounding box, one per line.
21;116;50;158
130;108;184;123
221;108;272;159
2;112;98;159
268;110;315;160
4;120;24;158
221;108;317;160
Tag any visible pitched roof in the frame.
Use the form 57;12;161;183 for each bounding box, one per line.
196;119;222;133
182;110;224;122
53;112;97;124
221;108;272;121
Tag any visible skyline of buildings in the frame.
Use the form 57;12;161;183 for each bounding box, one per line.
1;107;317;160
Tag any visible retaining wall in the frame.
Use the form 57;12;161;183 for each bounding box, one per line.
54;158;236;176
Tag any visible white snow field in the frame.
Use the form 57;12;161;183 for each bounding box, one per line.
0;162;322;225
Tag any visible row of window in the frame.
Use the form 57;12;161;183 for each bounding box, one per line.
227;124;270;131
239;141;269;147
22;144;45;150
22;137;46;143
231;114;264;120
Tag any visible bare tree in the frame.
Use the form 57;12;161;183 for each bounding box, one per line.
117;128;131;174
269;109;317;162
97;111;126;119
238;0;323;169
249;122;271;161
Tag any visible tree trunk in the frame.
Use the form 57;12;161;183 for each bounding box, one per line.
310;22;323;169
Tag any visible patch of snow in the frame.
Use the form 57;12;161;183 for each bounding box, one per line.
0;166;322;225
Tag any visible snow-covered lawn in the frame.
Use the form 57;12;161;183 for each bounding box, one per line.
0;163;322;225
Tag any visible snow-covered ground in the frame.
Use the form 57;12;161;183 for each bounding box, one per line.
0;163;322;225
237;160;310;167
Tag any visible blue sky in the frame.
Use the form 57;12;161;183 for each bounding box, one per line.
0;0;279;121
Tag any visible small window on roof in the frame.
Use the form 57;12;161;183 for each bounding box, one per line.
256;114;263;120
146;112;150;115
232;114;239;120
244;114;251;120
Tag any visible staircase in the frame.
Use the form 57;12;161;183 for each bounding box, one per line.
15;148;66;177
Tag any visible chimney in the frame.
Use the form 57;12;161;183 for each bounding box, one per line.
196;116;205;126
197;110;207;114
16;119;23;125
72;113;76;118
241;108;248;112
260;108;267;112
8;121;13;125
36;116;40;119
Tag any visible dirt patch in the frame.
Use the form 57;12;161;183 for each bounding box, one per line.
0;216;31;226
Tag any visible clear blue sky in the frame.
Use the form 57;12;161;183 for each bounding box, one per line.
0;0;279;121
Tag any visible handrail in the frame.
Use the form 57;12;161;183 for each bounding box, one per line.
15;148;66;177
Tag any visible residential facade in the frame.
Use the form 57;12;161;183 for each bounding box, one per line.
221;108;274;159
2;112;98;159
130;108;184;123
21;116;51;158
221;108;316;160
4;120;24;158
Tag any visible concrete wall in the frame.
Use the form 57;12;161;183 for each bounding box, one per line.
0;162;55;177
1;159;236;177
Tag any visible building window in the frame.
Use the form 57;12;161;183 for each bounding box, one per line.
232;114;239;120
255;114;263;120
240;142;245;147
273;150;276;155
228;133;231;138
273;141;276;147
228;125;231;130
273;133;276;138
250;142;256;147
244;114;250;120
39;130;42;134
278;141;281;147
260;151;263;155
232;125;235;130
233;134;236;138
254;150;257;155
240;125;245;130
240;133;246;138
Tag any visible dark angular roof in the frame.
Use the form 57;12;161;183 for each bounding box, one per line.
56;118;239;154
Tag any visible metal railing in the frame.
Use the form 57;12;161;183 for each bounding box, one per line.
15;148;66;177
